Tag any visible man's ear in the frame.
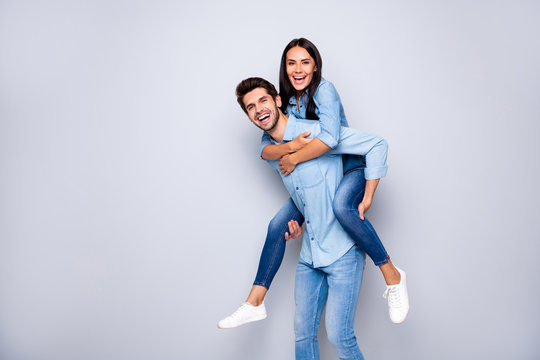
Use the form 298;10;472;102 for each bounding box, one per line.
276;95;282;108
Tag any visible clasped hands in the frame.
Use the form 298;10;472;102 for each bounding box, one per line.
278;132;311;176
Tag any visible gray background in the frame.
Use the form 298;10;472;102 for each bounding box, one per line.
1;0;539;359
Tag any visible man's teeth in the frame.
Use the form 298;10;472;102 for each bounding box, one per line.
259;114;269;121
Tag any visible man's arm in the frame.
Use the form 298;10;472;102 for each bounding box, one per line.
328;127;388;219
359;179;379;220
329;127;388;180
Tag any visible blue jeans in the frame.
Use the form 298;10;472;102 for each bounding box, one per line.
253;168;388;289
295;246;365;360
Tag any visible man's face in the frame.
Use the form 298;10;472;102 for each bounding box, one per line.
243;87;282;132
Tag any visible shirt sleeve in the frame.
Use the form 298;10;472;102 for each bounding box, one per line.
312;81;343;149
259;132;273;158
328;127;388;180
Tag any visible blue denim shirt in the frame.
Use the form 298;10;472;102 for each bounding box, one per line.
265;114;388;268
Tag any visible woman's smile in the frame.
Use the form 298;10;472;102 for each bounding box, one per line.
286;46;317;93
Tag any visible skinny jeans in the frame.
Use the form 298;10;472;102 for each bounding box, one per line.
253;168;389;289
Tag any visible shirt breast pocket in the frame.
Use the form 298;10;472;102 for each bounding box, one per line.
297;162;324;188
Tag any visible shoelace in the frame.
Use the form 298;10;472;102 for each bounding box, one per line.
228;303;250;319
383;286;402;308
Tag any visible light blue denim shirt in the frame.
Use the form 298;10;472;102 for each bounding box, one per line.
260;78;364;172
265;114;388;268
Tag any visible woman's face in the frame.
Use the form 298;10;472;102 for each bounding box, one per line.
286;46;317;93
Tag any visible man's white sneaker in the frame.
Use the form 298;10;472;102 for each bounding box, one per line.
383;267;409;324
217;302;267;329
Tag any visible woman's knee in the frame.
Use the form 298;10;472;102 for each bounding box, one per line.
332;193;349;223
267;214;286;240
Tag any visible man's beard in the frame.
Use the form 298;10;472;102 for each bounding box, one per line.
259;105;279;132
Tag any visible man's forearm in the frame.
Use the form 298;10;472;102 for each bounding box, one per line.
362;179;380;204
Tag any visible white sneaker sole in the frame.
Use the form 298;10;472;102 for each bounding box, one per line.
217;313;267;329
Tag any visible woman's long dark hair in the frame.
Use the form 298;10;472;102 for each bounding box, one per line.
279;38;323;120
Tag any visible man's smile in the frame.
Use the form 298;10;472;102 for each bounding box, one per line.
257;112;271;124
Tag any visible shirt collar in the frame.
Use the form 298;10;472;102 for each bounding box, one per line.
288;92;308;106
282;113;298;142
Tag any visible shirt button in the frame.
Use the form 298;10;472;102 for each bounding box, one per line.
296;187;299;190
307;220;310;224
310;237;314;241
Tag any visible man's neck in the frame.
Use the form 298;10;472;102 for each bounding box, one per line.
267;112;289;143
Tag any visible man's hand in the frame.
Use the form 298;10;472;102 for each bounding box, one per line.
358;200;372;221
279;153;297;176
284;220;302;241
290;132;312;152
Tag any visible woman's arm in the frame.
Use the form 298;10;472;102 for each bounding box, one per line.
279;81;343;174
278;139;330;175
261;132;312;160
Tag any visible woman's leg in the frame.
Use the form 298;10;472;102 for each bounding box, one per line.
332;169;400;285
333;169;409;324
218;198;304;329
294;260;328;360
325;246;365;360
248;197;304;305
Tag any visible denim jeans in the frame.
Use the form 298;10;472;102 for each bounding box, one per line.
295;245;365;360
253;168;388;289
253;198;304;289
332;168;389;266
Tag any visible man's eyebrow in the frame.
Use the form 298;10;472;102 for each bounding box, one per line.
245;96;267;109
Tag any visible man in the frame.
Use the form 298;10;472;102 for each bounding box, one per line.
227;77;393;359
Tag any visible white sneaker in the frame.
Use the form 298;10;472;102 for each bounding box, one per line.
383;267;409;324
217;302;267;329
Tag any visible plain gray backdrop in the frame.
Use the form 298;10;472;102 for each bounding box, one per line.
1;0;539;359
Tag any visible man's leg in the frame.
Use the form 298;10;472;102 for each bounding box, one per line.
294;260;327;360
325;246;365;360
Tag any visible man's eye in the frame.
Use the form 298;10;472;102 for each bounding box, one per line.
262;98;267;102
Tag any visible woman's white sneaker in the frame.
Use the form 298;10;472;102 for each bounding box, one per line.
383;267;409;324
217;302;267;329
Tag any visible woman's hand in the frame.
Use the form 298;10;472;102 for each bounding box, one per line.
290;132;312;152
279;154;297;176
285;220;302;241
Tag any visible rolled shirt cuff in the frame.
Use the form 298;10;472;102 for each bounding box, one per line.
317;131;338;149
364;166;387;180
